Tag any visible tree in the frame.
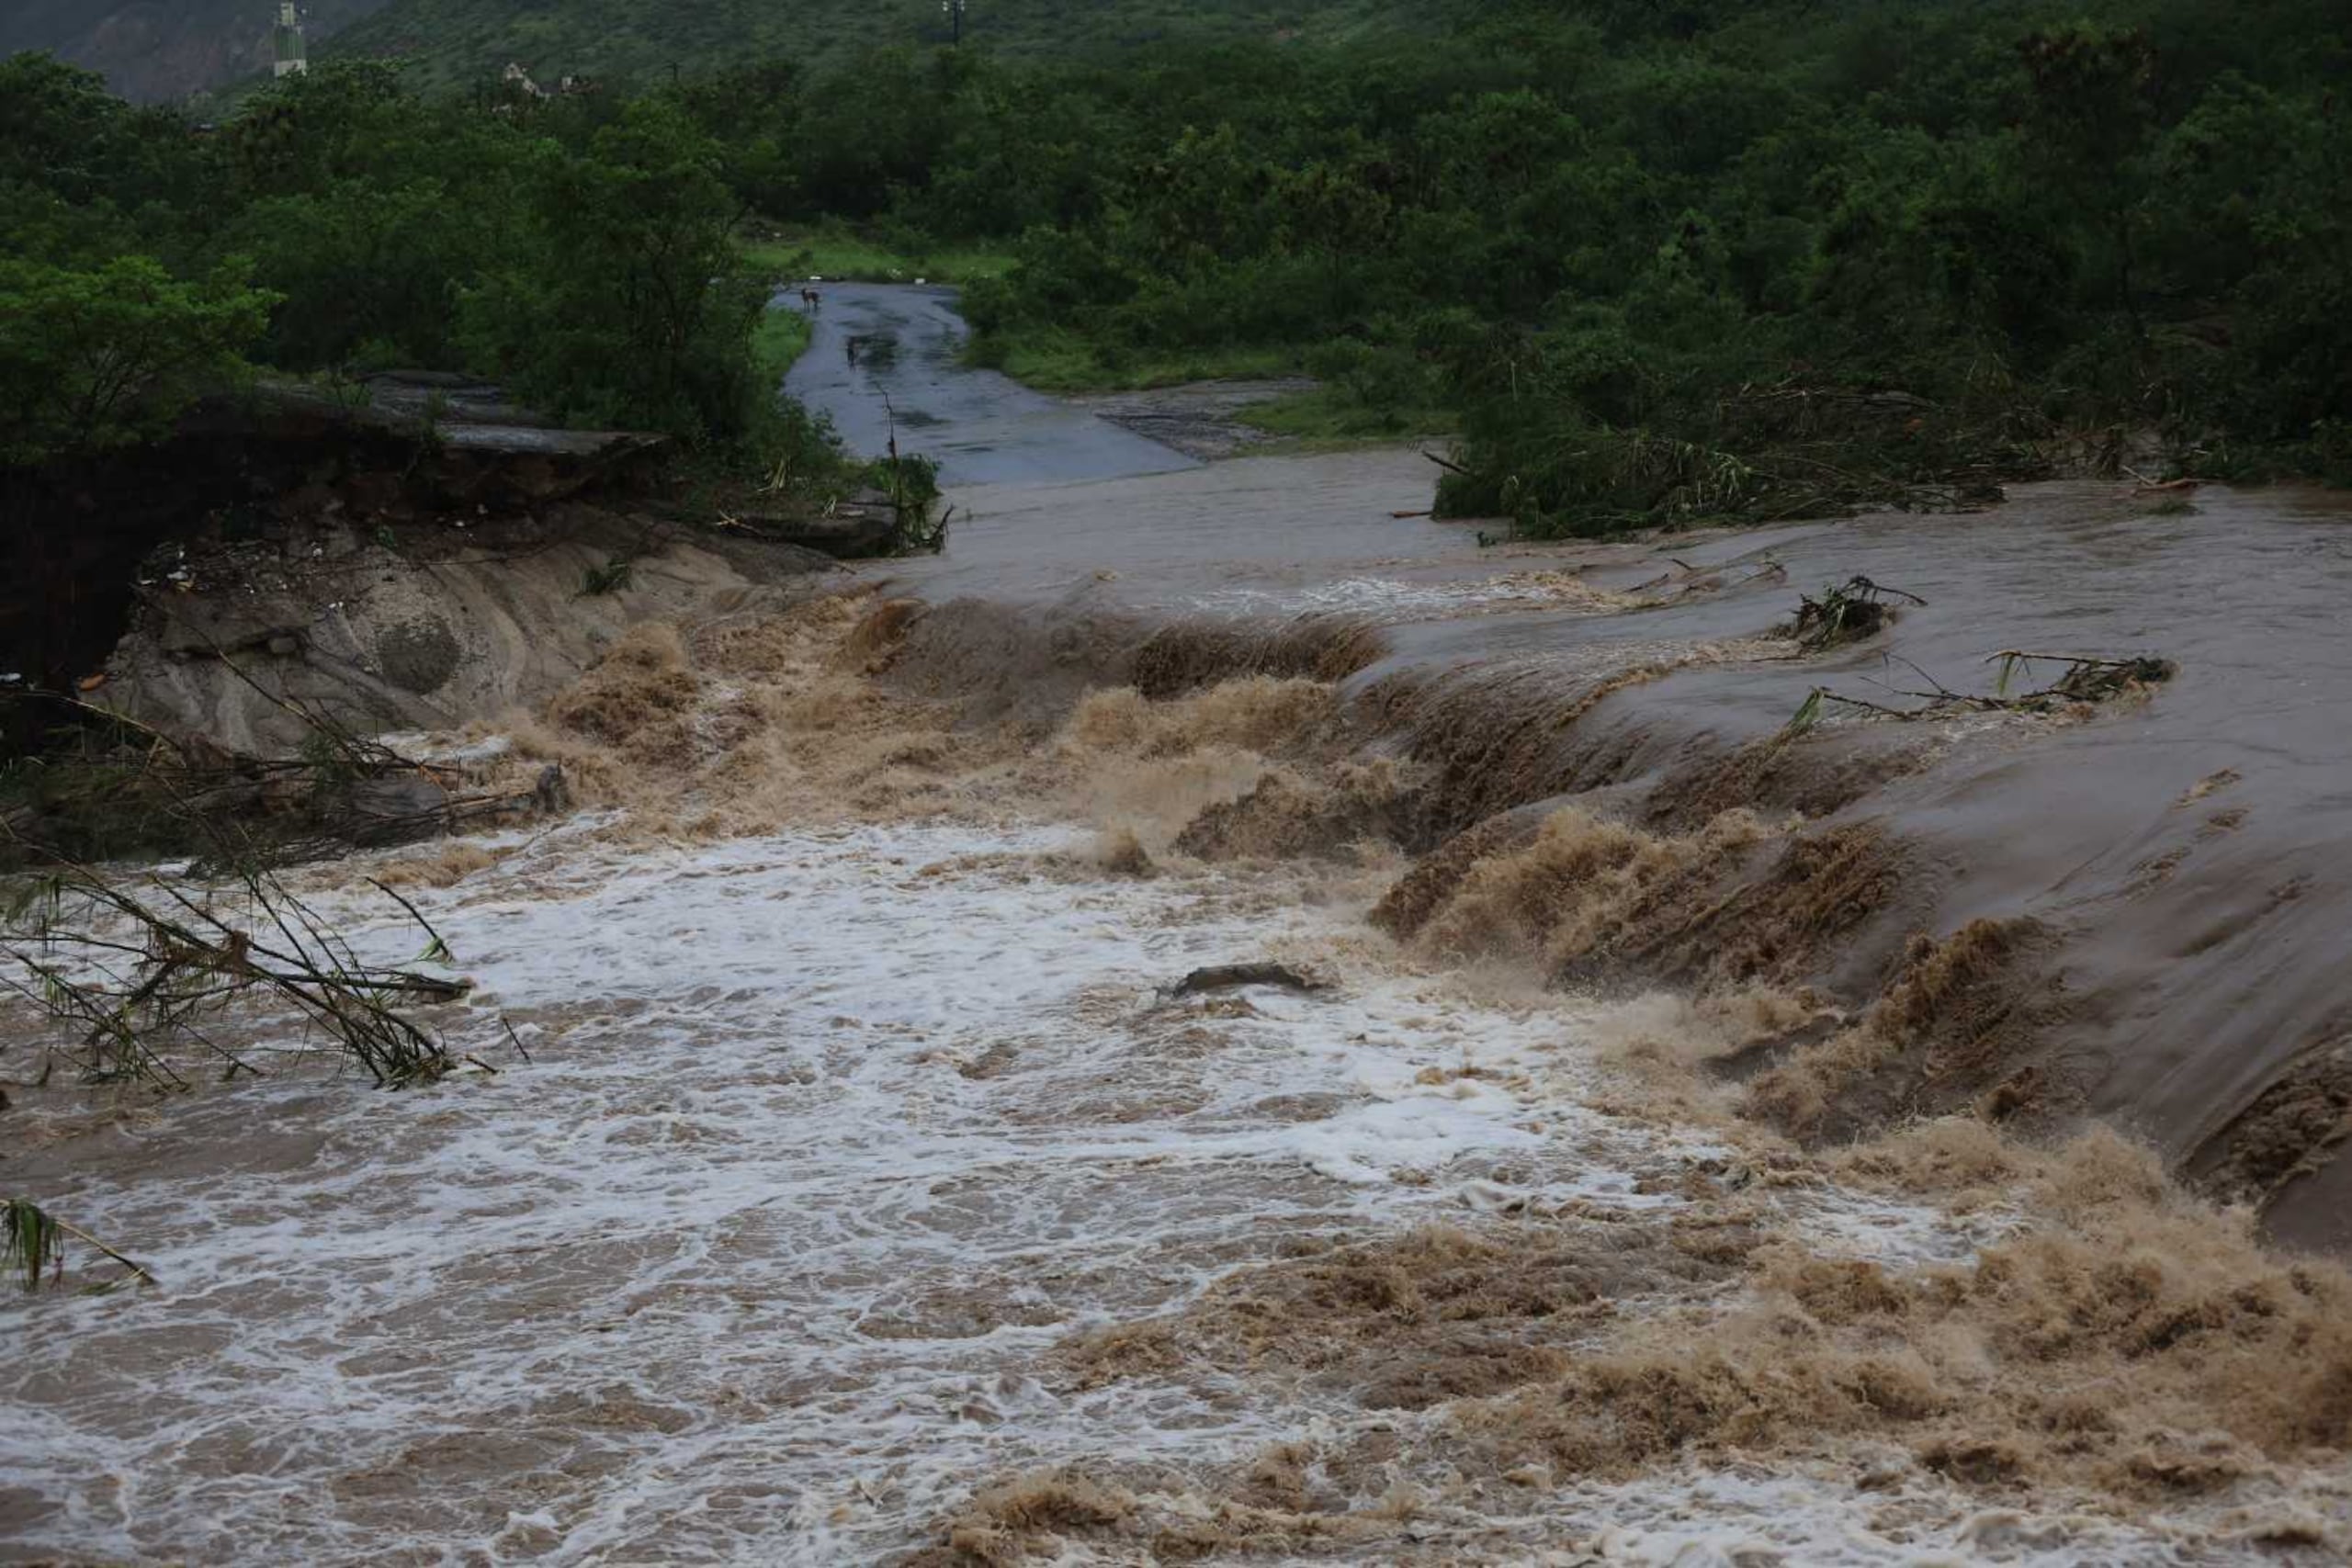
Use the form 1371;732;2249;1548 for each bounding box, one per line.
0;254;273;465
463;99;763;441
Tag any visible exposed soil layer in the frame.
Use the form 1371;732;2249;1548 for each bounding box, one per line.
87;506;834;757
1;374;827;757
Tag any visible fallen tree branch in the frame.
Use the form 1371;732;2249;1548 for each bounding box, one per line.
1786;649;2176;734
4;1197;155;1293
1788;576;1928;651
1;833;463;1089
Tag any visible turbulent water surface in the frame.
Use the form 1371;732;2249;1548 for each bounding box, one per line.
8;288;2352;1564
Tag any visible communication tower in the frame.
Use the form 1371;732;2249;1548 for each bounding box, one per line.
273;3;309;78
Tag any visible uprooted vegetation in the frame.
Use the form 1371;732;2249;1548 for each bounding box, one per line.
0;696;561;874
0;849;469;1089
0;689;539;1091
1790;648;2177;733
1785;576;1926;651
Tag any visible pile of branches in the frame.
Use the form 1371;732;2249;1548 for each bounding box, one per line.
1;848;467;1089
1789;649;2177;733
2;694;562;874
0;693;536;1092
1789;576;1928;651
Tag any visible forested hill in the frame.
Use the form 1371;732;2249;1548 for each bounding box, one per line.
0;0;394;103
322;0;1415;91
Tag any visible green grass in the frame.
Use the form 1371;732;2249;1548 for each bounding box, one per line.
972;326;1297;393
749;303;812;383
740;225;1014;287
1238;385;1455;448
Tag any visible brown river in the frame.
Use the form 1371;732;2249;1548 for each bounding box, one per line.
6;295;2352;1563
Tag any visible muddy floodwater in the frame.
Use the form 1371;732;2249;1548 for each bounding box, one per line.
8;288;2352;1564
0;826;1999;1563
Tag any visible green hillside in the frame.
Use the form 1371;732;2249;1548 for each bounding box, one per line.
323;0;1414;89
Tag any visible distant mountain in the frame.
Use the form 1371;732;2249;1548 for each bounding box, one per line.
324;0;1410;91
0;1;398;102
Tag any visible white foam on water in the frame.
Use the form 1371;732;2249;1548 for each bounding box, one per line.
0;821;2282;1564
1191;573;1619;618
1336;1456;2352;1567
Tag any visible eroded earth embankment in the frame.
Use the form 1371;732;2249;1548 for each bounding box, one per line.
6;457;2352;1564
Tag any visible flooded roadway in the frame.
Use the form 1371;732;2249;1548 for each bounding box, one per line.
7;288;2352;1564
778;283;1196;486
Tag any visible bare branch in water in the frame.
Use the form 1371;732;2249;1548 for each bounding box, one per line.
4;1198;154;1294
0;835;465;1089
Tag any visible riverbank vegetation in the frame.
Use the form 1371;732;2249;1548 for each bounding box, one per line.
4;0;2348;537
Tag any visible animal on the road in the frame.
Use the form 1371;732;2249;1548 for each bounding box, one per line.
799;288;821;310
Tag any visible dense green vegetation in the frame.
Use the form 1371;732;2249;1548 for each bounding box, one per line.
5;0;2349;536
0;53;769;456
890;0;2352;529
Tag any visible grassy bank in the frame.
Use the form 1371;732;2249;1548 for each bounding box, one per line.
1238;386;1455;446
966;330;1450;447
975;333;1295;394
749;305;813;384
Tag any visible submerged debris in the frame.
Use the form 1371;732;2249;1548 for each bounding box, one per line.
1993;649;2177;704
1789;649;2177;732
1168;962;1329;999
0;852;466;1089
1787;576;1927;652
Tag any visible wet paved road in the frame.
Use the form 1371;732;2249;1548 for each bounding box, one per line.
774;282;1197;486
